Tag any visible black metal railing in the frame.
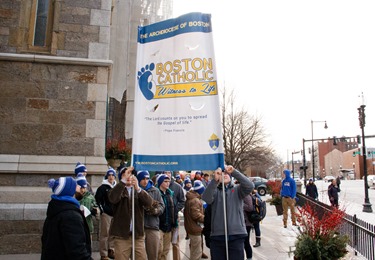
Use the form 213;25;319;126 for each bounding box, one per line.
296;192;375;260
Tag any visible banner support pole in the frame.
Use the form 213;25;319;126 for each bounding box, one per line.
222;170;229;259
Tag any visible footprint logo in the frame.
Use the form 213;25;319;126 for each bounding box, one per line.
137;63;155;100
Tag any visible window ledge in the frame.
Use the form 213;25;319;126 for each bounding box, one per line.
0;53;113;67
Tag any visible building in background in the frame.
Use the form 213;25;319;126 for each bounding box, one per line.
0;0;172;254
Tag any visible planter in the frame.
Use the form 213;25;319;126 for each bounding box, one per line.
106;158;122;169
275;204;283;216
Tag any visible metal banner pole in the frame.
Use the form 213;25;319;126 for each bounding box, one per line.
222;170;229;259
132;185;135;260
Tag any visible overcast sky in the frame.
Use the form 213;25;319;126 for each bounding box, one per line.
173;0;375;162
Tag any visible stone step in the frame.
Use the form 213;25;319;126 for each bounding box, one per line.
0;185;99;204
0;186;51;204
0;172;106;188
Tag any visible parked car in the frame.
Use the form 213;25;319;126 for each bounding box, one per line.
248;177;268;196
324;175;335;182
367;175;375;188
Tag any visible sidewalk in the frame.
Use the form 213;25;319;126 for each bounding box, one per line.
0;195;366;259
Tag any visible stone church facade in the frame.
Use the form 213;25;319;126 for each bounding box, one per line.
0;0;172;253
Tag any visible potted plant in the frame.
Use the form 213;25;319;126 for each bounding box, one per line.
105;137;131;168
294;203;349;260
269;194;283;215
267;179;283;215
267;179;282;196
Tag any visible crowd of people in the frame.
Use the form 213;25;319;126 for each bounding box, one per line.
41;162;341;260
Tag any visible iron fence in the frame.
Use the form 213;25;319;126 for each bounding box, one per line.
296;192;375;260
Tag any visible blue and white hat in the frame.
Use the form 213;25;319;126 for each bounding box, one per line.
105;167;116;179
75;162;87;176
157;174;170;187
192;180;205;195
48;177;77;197
76;173;87;188
137;170;150;182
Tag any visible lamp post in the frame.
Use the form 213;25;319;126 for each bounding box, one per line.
292;151;300;178
357;105;373;212
302;139;307;187
311;120;328;181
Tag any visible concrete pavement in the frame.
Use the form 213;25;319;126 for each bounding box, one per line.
0;194;366;259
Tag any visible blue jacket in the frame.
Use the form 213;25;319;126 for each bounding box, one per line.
280;170;296;199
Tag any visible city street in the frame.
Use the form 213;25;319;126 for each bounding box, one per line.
302;179;375;225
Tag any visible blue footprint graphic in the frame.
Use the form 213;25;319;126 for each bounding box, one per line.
137;63;155;100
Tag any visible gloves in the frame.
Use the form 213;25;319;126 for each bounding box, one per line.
145;200;161;215
90;208;98;216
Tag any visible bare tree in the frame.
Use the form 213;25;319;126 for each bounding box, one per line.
221;87;276;173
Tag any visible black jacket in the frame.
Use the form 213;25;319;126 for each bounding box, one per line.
159;188;178;233
41;199;92;260
95;181;115;216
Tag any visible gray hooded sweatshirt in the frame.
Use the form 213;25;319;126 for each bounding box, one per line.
202;169;254;239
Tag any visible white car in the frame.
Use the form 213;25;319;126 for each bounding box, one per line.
367;175;375;188
324;175;335;182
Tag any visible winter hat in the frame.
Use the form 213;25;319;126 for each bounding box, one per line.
137;170;150;182
157;174;170;187
175;174;181;180
105;167;116;179
48;177;77;197
76;173;87;188
184;178;192;185
192;180;205;194
118;167;127;180
75;162;87;176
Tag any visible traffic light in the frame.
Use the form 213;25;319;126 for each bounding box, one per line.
357;135;361;144
333;136;337;145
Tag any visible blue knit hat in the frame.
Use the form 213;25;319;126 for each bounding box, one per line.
175;174;181;180
118;167;127;180
75;162;87;176
195;171;203;176
137;170;150;182
48;177;77;197
76;173;87;188
184;178;192;185
157;174;170;187
192;180;205;194
105;167;116;179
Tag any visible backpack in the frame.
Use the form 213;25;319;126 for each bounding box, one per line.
247;195;267;222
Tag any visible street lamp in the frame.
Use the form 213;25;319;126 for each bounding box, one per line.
357;104;373;212
291;151;300;178
311;120;328;181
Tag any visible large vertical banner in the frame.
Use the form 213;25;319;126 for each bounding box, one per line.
132;12;224;171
